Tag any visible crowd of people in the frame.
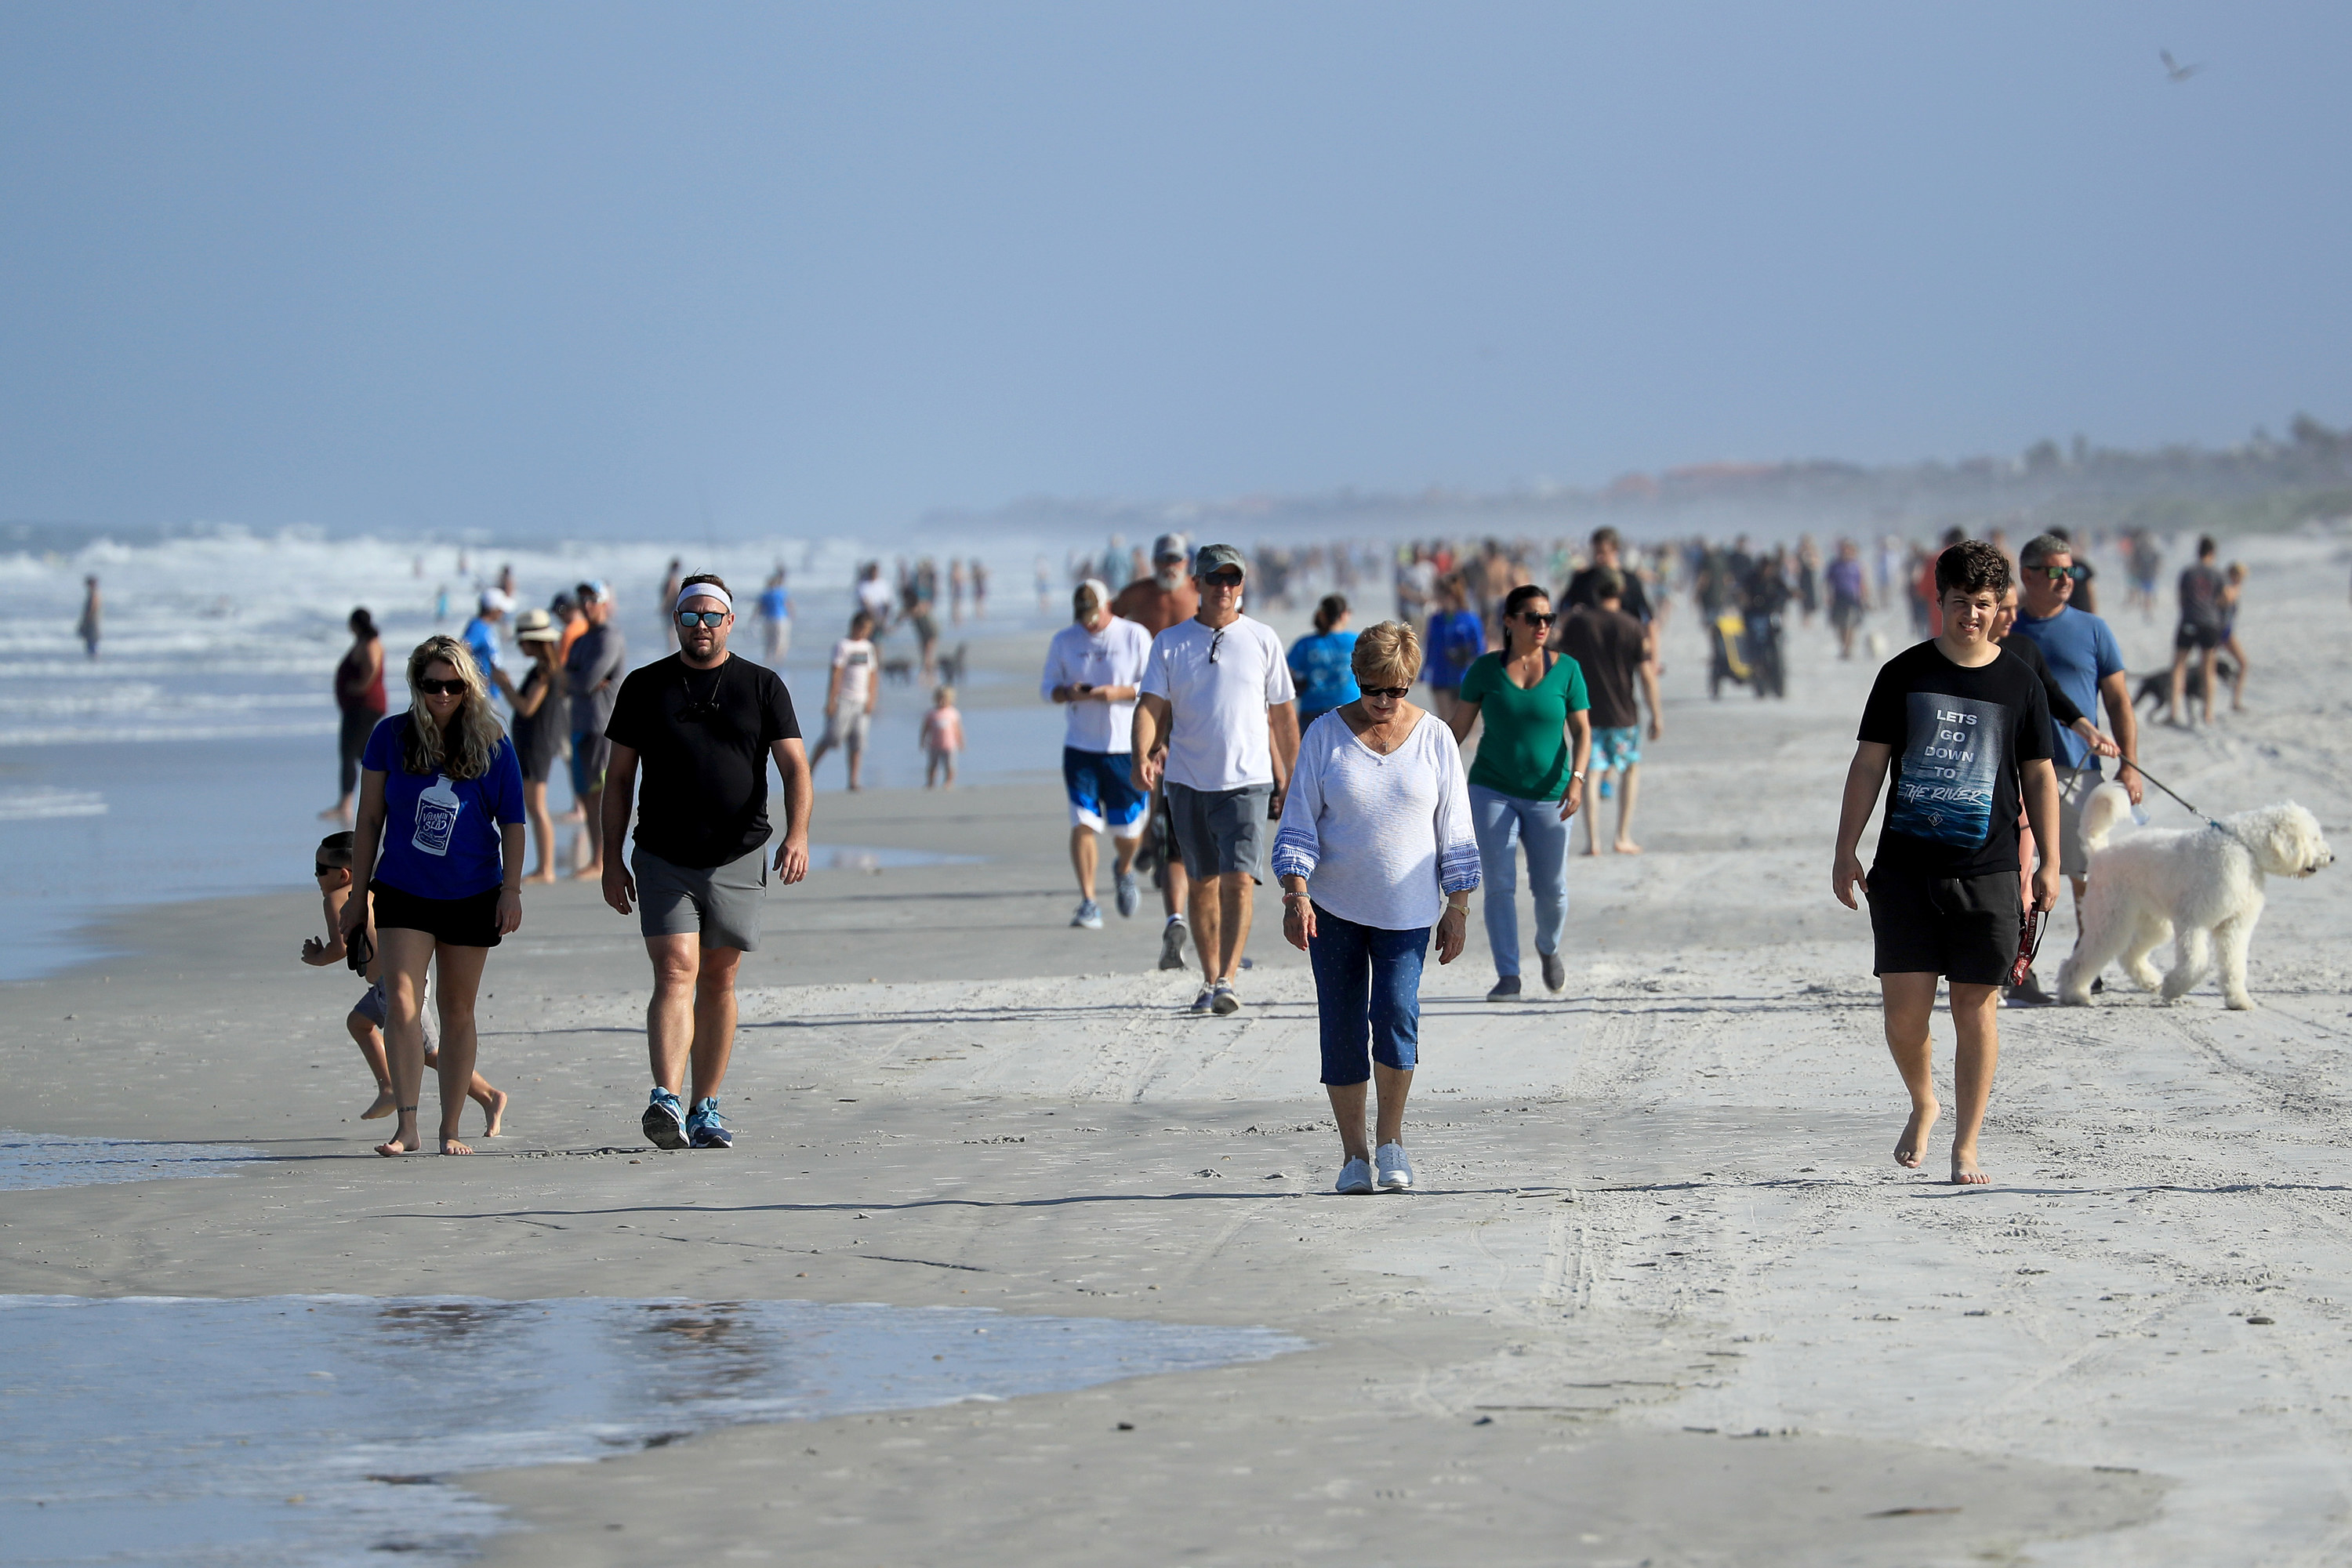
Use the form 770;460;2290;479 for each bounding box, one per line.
300;518;2259;1191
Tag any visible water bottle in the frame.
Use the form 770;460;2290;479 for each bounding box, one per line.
412;774;463;858
2132;802;2150;827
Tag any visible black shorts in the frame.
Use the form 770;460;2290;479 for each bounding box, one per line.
2174;622;2223;652
369;880;503;948
1865;865;2019;986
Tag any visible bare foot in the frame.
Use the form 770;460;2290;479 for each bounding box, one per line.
1949;1150;1990;1185
1581;841;1602;858
441;1136;475;1156
376;1131;420;1156
361;1087;396;1120
1894;1102;1940;1169
524;869;557;884
573;861;604;880
481;1088;508;1138
1614;840;1644;855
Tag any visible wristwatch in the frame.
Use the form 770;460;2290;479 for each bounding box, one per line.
1570;769;1586;782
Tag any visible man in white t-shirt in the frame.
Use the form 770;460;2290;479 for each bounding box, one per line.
1133;543;1300;1015
808;611;879;789
1042;579;1154;931
854;563;896;633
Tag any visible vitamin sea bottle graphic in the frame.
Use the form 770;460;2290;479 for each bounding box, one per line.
413;775;462;857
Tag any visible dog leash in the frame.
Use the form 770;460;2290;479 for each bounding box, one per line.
2118;759;2227;833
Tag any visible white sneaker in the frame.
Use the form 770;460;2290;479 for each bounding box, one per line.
1072;899;1104;929
1374;1142;1414;1191
1189;986;1217;1014
1334;1156;1374;1194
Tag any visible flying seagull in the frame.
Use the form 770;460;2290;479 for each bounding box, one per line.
2160;49;2203;84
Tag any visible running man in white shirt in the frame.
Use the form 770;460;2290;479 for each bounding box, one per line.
1132;543;1301;1015
808;611;879;789
1044;579;1155;930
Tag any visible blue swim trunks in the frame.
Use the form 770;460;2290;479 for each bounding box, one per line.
1064;747;1147;837
1592;725;1642;774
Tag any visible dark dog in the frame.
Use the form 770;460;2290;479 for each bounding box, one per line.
935;643;967;686
2133;658;2238;713
882;657;916;686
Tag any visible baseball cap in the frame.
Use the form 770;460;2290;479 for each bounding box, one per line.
1192;543;1247;578
478;588;515;614
514;608;558;643
1151;532;1189;564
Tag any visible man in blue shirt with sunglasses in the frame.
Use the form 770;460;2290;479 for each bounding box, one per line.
2010;532;2140;913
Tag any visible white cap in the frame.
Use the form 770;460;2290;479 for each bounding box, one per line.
478;588;515;614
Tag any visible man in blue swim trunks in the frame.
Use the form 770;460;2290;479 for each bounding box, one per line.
1043;580;1154;929
1558;570;1661;855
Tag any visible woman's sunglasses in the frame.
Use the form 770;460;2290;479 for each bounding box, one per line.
1359;684;1412;700
677;610;728;630
416;678;466;696
1518;612;1555;625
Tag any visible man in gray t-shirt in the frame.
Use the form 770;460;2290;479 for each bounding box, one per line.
564;583;630;877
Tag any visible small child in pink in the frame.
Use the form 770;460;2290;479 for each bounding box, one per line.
920;684;964;789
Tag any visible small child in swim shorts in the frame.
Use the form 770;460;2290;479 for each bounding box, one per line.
300;831;506;1135
920;684;964;789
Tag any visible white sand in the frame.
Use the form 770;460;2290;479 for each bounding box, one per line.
4;527;2348;1563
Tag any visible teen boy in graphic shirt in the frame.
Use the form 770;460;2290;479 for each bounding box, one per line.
1831;541;2060;1186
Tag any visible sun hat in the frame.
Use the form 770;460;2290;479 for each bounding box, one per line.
514;608;558;643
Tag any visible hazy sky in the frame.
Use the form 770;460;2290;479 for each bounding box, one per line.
3;2;2347;539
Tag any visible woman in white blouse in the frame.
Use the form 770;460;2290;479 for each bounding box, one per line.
1272;621;1480;1194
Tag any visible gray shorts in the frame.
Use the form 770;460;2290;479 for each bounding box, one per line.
352;980;387;1027
822;708;872;756
2055;766;2100;877
1166;781;1272;883
633;844;769;951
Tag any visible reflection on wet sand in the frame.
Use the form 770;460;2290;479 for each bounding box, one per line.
0;1293;1302;1567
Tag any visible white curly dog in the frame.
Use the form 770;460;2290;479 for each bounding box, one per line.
2057;783;2333;1010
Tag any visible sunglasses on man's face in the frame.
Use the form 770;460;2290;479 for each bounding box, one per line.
314;863;342;879
1203;571;1244;588
676;610;728;630
416;678;466;696
2040;567;2079;583
1359;684;1411;701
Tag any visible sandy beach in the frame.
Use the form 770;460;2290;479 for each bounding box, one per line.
6;528;2350;1565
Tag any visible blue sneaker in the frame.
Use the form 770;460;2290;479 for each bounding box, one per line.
686;1098;732;1149
642;1087;687;1150
1072;899;1104;929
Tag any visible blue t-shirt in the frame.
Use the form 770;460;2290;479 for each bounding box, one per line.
1287;630;1359;716
361;715;525;900
459;616;504;684
1422;611;1486;690
758;587;790;620
2010;606;2123;771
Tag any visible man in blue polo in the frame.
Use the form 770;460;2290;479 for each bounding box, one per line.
2009;532;2141;917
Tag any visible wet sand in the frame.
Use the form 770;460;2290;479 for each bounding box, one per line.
6;532;2350;1563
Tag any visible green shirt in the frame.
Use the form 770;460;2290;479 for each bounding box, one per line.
1460;650;1588;801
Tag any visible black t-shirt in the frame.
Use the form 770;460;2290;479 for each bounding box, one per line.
606;653;800;868
1563;566;1653;625
1858;641;2051;879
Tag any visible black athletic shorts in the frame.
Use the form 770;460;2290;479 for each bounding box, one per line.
2174;622;2223;652
1864;864;2020;986
369;880;503;948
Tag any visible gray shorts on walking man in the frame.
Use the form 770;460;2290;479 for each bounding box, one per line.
1166;781;1272;882
633;843;771;951
2055;766;2100;877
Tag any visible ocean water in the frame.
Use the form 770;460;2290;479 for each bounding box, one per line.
0;530;1064;980
0;1293;1305;1567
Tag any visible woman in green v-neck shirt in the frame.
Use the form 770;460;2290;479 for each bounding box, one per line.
1447;585;1592;1000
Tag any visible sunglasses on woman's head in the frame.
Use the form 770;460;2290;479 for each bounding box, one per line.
1360;684;1411;700
676;609;727;629
416;678;466;696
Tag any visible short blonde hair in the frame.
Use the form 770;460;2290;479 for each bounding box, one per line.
1351;620;1421;690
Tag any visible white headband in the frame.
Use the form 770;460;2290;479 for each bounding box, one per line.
676;582;732;612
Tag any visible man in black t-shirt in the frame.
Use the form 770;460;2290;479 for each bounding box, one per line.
603;573;812;1152
1560;526;1654;626
1832;540;2060;1187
